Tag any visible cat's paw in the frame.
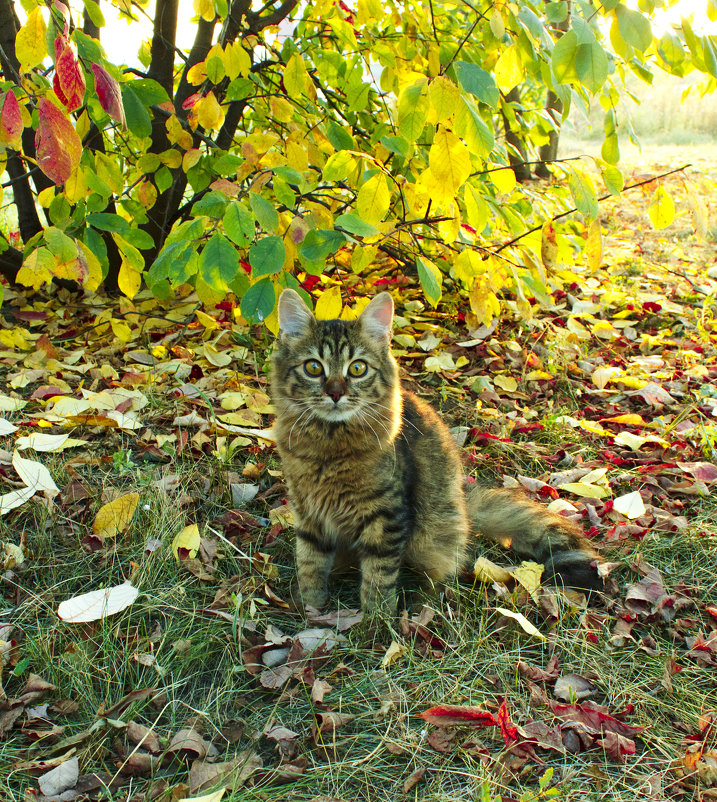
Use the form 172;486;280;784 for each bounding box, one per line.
300;587;329;609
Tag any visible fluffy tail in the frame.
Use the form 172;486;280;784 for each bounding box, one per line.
465;486;603;591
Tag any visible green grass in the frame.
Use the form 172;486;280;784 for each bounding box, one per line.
2;442;716;802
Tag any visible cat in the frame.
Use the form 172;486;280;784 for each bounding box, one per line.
269;288;602;612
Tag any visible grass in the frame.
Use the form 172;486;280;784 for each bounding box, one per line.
1;435;716;801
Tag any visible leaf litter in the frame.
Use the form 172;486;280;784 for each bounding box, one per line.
0;156;716;799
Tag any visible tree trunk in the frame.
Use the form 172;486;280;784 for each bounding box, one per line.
501;88;532;183
535;90;563;179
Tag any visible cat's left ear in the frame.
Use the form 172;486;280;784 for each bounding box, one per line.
359;292;393;342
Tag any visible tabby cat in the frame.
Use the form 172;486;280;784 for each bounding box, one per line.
270;289;602;611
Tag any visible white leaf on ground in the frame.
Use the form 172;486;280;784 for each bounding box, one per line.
38;756;79;796
613;491;646;519
12;451;59;496
57;581;139;622
0;395;26;413
16;433;88;452
0;485;37;516
0;418;18;435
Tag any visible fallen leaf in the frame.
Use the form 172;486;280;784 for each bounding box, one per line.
495;607;547;641
402;767;426;793
554;674;597;702
38;756;79;796
12;450;59;495
173;523;201;560
57;581;139;622
93;492;139;540
613;491;646;519
473;556;512;584
381;641;408;668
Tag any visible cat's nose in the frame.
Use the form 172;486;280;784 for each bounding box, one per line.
324;377;346;403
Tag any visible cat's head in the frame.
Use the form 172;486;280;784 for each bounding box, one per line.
270;289;399;425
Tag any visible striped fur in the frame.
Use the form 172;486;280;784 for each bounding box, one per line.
270;289;602;611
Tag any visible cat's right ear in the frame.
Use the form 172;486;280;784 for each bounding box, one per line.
278;289;314;337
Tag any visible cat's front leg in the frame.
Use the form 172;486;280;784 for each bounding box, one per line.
295;529;335;609
357;521;404;612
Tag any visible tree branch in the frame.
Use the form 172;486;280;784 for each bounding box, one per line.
495;164;692;254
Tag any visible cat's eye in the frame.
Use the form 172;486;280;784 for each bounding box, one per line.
348;360;368;378
304;359;323;377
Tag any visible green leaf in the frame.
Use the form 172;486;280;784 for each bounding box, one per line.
600;163;624;195
249;236;285;277
226;77;254;102
147;240;192;288
601;132;620;165
199;232;239;291
83;0;105;28
223;201;255;247
323;151;356;182
658;30;685;66
128;78;170;106
121;86;151;138
397;79;429;141
249;193;279;233
241;277;275;323
326;121;355;151
454;62;499;108
551;30;579;83
379;136;410;159
44;227;77;262
299;229;346;262
455;97;494;158
335;214;379;237
416;256;442;307
575;41;609;94
545;2;568;23
568;168;599;221
193;190;229;219
86;212;130;235
615;5;652;52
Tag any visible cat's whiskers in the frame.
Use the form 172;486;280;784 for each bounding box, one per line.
287;400;317;449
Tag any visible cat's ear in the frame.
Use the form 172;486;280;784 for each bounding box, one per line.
278;289;314;337
359;292;393;342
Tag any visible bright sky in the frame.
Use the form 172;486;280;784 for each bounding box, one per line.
97;0;716;67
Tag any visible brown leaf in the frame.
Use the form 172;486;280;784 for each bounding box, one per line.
517;656;560;683
118;750;161;777
402;767;426;793
126;721;162;754
311;679;332;705
99;687;156;719
166;727;219;759
189;751;262;792
306;608;364;632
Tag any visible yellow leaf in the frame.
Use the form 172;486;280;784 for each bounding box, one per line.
559;482;610;499
491;167;516;194
428;126;471;196
495;607;546;641
110;318;133;342
356;172;390;226
77;241;102;292
193;0;215;21
351;244;378;274
494;45;524;93
194;92;224;130
648;186;675;229
118;261;142;299
93;493;139;540
381;640;408;668
16;247;54;290
64;166;87;204
494;374;517;392
510;561;543;602
224;42;251;79
428;76;460;122
284;53;309;97
16;8;47;70
186;61;207;85
172;524;201;560
585;219;602;270
315;286;342;320
602;413;646;425
473;556;512;584
469;279;500;326
464;185;489;233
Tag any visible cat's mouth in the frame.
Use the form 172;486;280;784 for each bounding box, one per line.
315;401;358;423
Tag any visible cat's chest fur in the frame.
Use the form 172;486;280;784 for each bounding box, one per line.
280;446;388;541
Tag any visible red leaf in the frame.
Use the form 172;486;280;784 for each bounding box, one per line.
0;90;23;146
548;700;644;738
34;98;82;185
598;731;637;763
418;705;498;728
55;39;85;111
91;63;126;127
497;701;518;745
53;0;70;36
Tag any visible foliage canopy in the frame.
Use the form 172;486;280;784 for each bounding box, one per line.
0;0;715;327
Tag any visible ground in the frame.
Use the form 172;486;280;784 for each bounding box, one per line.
0;146;716;801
